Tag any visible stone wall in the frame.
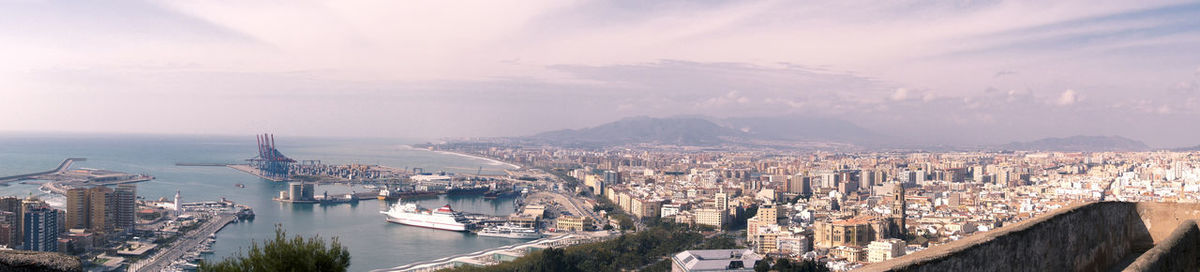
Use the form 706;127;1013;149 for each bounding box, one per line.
859;202;1149;272
0;250;82;272
1122;220;1200;272
858;202;1200;272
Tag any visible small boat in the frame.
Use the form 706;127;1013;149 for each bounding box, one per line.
235;184;245;188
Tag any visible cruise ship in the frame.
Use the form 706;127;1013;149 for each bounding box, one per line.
381;203;469;231
476;223;542;239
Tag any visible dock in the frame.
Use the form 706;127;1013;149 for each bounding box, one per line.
228;164;287;182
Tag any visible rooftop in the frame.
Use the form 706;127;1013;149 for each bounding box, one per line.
671;249;760;272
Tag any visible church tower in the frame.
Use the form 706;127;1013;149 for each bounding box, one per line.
892;183;907;238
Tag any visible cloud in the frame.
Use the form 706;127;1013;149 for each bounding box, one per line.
1056;89;1080;106
890;88;910;101
1;0;1200;147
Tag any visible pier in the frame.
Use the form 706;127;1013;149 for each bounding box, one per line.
0;158;84;183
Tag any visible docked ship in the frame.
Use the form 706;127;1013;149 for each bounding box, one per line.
381;203;469;231
397;190;443;199
476;223;542;239
446;185;488;195
377;186;398;200
483;188;521;199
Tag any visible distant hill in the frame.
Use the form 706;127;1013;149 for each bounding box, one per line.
1173;144;1200;152
530;116;743;146
997;136;1148;152
525;115;882;147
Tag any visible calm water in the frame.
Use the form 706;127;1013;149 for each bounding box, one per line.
0;134;522;271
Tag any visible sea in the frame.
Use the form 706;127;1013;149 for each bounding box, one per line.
0;133;524;271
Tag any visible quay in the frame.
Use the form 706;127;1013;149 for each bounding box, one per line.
370;232;615;272
0;158;84;183
228;164;287;182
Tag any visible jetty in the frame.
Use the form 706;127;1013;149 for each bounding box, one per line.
0;158;84;183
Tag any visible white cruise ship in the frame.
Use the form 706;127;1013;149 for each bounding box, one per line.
381;203;469;231
477;223;542;239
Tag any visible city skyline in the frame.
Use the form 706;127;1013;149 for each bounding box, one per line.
2;1;1200;147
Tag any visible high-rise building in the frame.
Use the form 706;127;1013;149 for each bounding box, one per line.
65;188;88;230
787;175;811;195
0;197;22;248
114;184;137;232
0;211;18;248
714;189;728;211
66;186;117;234
603;170;620;185
22;197;58;252
88;186;114;234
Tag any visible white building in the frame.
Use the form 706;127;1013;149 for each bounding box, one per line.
670;249;760;272
867;239;906;263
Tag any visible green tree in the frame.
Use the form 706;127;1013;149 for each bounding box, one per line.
201;225;351;272
754;257;772;272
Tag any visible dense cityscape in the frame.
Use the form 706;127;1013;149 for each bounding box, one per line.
424;141;1200;271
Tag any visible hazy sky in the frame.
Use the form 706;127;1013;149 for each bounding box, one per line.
2;1;1199;147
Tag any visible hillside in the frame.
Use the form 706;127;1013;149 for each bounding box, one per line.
997;135;1148;152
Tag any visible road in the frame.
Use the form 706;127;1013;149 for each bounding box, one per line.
555;192;606;227
132;213;237;272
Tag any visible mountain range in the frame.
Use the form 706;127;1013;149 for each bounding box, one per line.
521;115;1168;152
526;115;888;148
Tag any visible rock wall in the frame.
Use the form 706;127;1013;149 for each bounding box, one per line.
0;250;82;272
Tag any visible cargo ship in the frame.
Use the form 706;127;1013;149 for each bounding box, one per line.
381;203;469;231
476;223;542;239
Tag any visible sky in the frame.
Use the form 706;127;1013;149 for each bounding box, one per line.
2;0;1199;147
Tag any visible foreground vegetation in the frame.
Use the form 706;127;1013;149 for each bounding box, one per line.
201;226;351;272
444;222;726;272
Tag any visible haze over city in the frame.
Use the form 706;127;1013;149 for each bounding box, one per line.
2;1;1199;147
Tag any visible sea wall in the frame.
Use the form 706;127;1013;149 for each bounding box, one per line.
858;202;1200;272
0;250;82;272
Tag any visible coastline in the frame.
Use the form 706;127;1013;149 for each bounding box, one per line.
399;145;522;170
